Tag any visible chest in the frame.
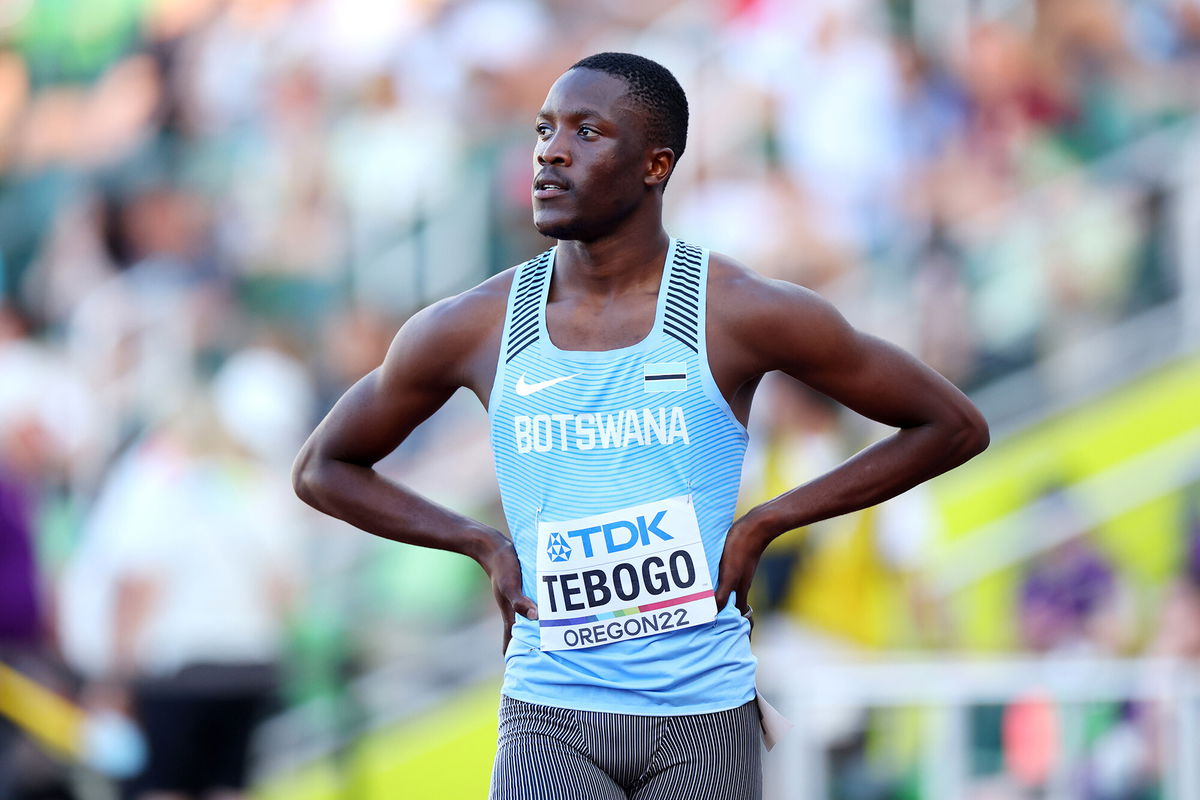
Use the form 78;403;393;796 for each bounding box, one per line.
543;292;660;352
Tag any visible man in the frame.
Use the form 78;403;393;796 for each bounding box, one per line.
293;52;989;800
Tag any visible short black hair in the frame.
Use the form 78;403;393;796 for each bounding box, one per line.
570;52;688;169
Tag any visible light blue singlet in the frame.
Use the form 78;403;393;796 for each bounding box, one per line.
488;239;757;715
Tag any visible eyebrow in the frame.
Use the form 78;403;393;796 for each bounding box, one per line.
536;107;608;120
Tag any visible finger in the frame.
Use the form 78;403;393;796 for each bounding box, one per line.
498;598;515;656
510;594;539;621
493;587;510;619
714;579;730;612
735;578;753;614
716;568;741;612
500;598;515;626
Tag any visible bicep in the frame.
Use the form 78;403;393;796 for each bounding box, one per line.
765;289;973;430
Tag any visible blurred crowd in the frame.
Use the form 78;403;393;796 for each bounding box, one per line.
1;0;1200;797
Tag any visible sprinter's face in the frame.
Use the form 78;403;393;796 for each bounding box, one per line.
532;69;658;241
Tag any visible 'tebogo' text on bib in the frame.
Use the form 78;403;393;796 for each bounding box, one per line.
536;495;716;651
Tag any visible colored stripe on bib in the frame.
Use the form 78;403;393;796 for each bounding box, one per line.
539;588;715;627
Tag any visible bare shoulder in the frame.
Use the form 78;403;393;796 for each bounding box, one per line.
706;251;851;375
381;267;517;394
708;252;833;321
413;267;515;338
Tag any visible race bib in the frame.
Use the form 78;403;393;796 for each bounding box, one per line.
536;495;716;651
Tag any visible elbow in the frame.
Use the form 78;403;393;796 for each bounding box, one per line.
291;446;323;509
956;404;990;462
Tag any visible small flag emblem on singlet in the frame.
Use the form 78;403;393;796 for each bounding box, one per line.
644;362;688;393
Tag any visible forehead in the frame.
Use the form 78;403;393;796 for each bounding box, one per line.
539;68;637;121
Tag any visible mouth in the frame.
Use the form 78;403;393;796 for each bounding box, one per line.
533;174;569;200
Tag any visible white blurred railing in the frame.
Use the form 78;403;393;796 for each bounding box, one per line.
760;654;1200;800
1179;132;1200;345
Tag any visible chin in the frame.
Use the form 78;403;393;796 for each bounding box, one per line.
533;212;591;241
533;198;638;242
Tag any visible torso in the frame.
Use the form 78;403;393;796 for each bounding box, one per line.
483;239;758;715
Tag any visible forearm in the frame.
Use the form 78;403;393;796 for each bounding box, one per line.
747;418;986;543
293;455;503;562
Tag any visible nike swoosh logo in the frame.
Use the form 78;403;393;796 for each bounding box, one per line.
515;372;579;396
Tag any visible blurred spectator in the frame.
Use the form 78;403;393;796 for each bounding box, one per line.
211;345;317;470
66;185;224;461
1016;489;1132;656
63;382;305;800
0;425;43;670
726;0;906;251
1127;485;1200;800
0;305;78;800
987;488;1140;799
0;424;68;800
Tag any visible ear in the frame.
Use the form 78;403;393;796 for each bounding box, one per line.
644;147;675;189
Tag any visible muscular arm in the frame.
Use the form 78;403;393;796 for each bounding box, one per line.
710;260;989;611
292;276;538;641
293;299;491;556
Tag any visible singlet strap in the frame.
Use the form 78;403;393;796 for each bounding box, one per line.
504;248;555;364
661;240;704;353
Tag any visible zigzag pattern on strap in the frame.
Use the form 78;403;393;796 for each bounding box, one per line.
663;241;703;353
506;249;554;363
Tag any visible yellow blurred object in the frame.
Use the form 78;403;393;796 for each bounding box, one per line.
787;509;886;646
931;357;1200;649
252;761;342;800
253;681;502;800
0;661;84;760
348;681;499;799
784;507;912;648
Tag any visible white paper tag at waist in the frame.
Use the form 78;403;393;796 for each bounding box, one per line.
536;495;715;651
755;689;794;751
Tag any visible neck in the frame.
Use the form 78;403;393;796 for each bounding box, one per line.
553;210;670;296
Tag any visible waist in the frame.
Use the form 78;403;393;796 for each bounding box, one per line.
501;608;757;715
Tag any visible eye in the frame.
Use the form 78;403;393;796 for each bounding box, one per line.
535;122;552;139
578;126;599;138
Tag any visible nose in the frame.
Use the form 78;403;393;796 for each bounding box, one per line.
536;130;570;167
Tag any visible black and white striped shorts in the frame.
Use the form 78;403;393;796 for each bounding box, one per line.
489;695;762;800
